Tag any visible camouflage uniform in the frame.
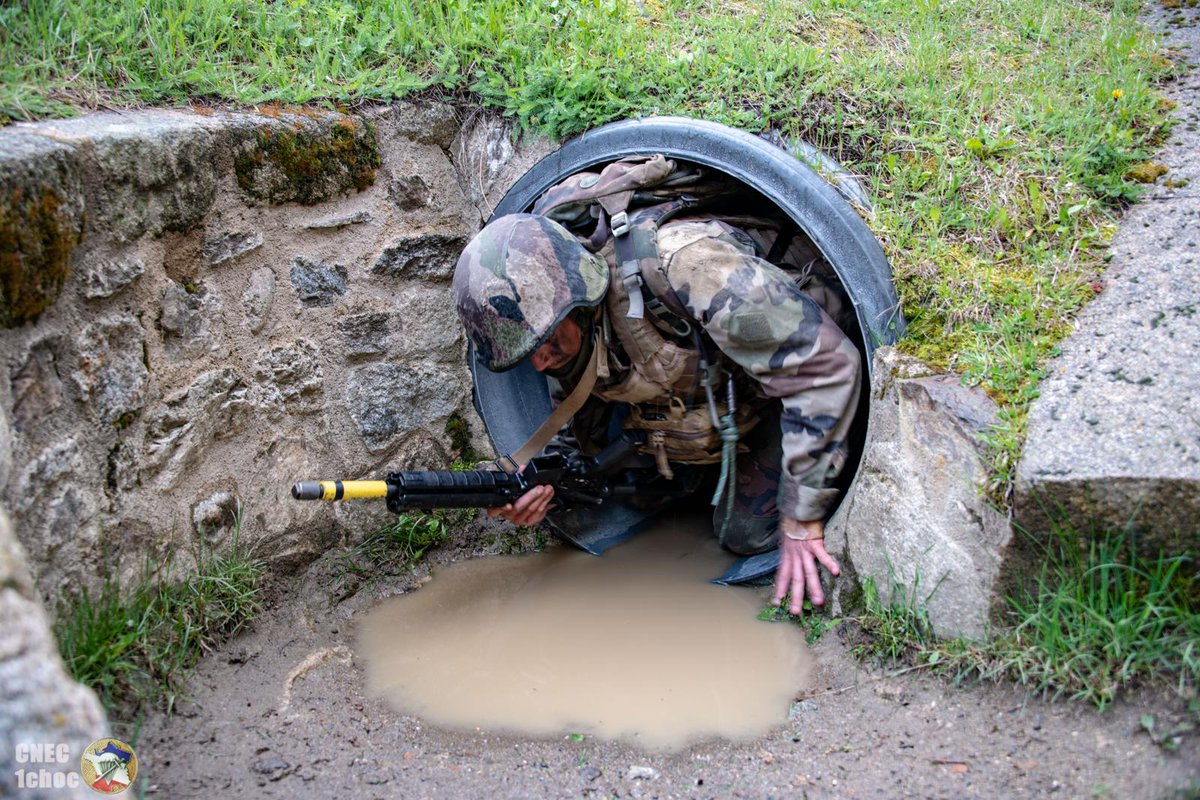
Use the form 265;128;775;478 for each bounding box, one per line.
453;211;861;557
653;219;861;553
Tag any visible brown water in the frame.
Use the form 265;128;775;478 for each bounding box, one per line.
358;515;814;750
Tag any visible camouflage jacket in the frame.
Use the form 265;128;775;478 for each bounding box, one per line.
647;219;861;522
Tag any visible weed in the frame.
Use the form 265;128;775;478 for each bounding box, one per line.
1001;528;1199;708
330;509;475;592
758;602;841;646
55;518;262;716
445;414;486;465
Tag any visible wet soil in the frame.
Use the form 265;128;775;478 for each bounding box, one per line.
135;520;1199;800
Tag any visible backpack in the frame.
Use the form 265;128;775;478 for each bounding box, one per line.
532;154;853;333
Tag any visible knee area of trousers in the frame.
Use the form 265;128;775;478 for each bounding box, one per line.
717;514;776;555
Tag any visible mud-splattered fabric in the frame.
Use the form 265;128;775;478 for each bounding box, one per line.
659;220;861;522
453;214;608;372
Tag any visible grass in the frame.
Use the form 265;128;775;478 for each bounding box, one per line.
54;524;263;716
759;601;842;646
0;0;1179;497
330;509;471;592
841;524;1200;710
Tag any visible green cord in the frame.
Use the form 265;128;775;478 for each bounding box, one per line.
711;413;739;545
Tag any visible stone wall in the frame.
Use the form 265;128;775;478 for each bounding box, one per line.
0;104;553;595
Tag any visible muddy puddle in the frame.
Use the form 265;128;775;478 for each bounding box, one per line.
359;515;813;750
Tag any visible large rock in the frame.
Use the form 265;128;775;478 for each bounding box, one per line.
450;113;555;221
10;336;68;436
0;508;108;800
388;175;435;211
12;438;103;580
233;113;381;206
393;287;465;361
336;311;396;358
70;316;149;426
191;490;241;545
242;435;341;573
290;257;347;307
391;101;460;149
18;112;219;242
201;230;263;266
254;340;324;415
80;255;145;300
242;266;276;334
158;280;221;359
370;233;468;281
0;134;86;327
825;348;1012;640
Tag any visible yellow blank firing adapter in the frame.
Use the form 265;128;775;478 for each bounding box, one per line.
290;480;390;501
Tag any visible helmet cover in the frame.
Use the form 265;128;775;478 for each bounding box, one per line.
453;213;608;371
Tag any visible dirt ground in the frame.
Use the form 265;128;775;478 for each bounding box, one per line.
133;525;1200;800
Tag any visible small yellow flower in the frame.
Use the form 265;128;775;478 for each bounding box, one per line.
1112;89;1124;100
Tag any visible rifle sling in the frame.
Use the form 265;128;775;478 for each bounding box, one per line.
505;334;602;470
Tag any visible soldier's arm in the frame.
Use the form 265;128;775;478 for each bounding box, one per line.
662;223;861;522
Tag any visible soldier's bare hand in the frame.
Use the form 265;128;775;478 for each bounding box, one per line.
487;484;555;526
772;518;841;615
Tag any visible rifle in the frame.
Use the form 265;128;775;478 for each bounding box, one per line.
291;432;692;515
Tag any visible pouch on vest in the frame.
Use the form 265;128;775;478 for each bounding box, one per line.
624;396;763;478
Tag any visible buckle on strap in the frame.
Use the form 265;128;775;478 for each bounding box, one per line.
611;210;630;237
622;267;645;320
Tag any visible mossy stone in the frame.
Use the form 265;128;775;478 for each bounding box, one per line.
0;135;85;328
234;114;382;206
1125;161;1169;184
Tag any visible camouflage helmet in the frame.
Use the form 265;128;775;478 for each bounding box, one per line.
453;213;609;372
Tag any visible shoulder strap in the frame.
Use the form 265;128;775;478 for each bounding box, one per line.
612;199;695;325
505;334;603;468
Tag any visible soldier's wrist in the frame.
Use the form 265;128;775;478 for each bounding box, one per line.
780;517;823;541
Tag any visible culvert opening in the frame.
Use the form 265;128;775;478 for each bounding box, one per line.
469;117;904;568
359;118;905;746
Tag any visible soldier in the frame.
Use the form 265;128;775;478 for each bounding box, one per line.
453;190;860;614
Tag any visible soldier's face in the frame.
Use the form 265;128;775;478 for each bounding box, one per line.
531;316;584;373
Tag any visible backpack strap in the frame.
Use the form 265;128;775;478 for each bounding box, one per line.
504;332;603;468
611;198;697;325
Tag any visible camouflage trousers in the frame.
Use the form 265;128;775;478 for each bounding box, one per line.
714;407;784;556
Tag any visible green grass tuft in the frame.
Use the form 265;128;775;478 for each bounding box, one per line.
848;526;1200;709
758;601;841;645
1001;530;1199;707
55;523;262;716
330;509;474;593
